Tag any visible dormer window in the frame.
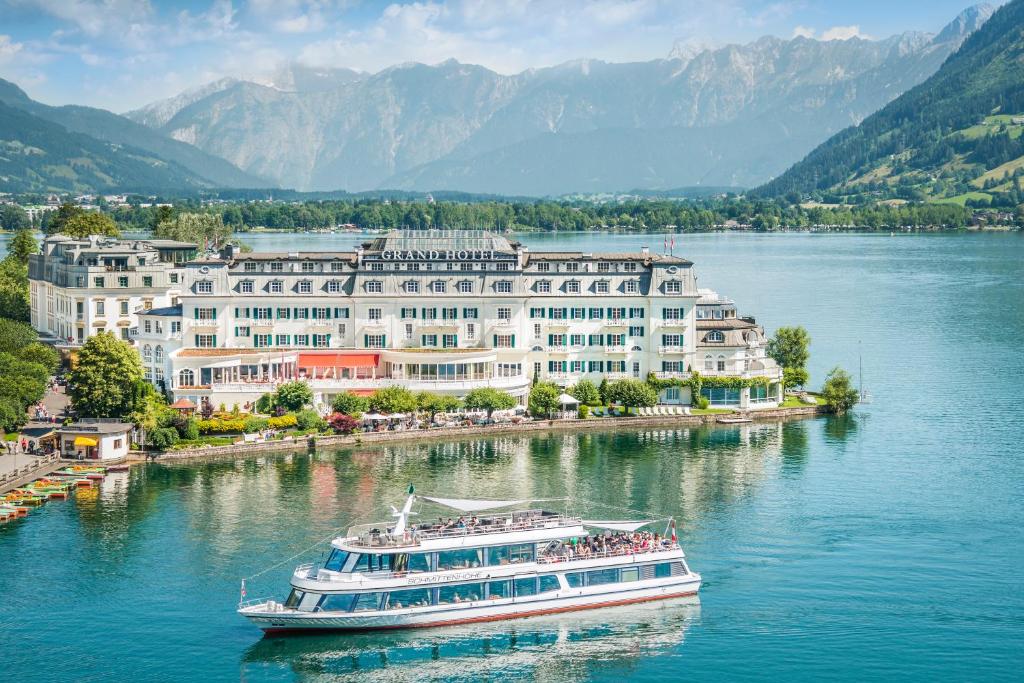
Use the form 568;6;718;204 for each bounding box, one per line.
433;280;447;293
244;262;258;272
537;280;551;294
298;280;312;294
537;263;550;272
196;280;213;294
707;331;725;343
239;280;253;294
327;280;343;293
330;262;345;272
625;280;638;293
623;263;638;272
665;281;682;295
269;280;283;294
366;280;383;293
595;281;609;294
565;280;580;294
404;280;419;293
301;262;315;273
458;280;473;294
495;280;512;294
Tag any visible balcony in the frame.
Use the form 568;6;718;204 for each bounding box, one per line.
658;345;686;354
191;319;219;330
419;320;459;330
308;374;529;393
659;320;687;329
604;371;629;379
547;345;569;353
604;345;628;354
546;320;570;330
653;371;690;380
604;318;628;328
492;318;514;328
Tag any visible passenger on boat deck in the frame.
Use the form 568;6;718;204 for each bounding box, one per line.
456;517;466;528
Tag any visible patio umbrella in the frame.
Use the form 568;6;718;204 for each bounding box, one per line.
556;393;579;406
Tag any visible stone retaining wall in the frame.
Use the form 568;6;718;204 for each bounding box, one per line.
142;404;828;464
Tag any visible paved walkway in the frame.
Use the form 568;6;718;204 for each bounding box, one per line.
0;382;70;479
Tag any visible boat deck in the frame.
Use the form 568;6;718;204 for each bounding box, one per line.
346;509;580;549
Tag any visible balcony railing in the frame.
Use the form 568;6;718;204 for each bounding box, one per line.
604;318;628;327
653;371;690;380
604;345;627;353
658;345;686;354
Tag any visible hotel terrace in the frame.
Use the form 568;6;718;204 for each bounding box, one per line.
29;230;783;410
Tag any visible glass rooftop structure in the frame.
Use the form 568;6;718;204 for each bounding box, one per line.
370;230;515;253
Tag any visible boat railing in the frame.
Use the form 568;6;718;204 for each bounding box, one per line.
536;543;680;564
293;562;318;579
238;596;276;609
346;510;583;549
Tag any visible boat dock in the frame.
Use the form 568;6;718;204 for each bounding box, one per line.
0;453;63;495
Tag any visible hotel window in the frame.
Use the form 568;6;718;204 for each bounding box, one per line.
534;323;542;337
144;320;152;334
118;276;128;287
588;360;604;372
571;360;584;373
466;323;476;339
370;262;385;271
330;262;344;272
608;307;625;320
595;281;609;294
333;307;349;319
294;334;309;346
623;263;638;272
301;262;315;273
598;262;611;272
717;356;726;372
442;307;457;320
663;307;683;320
459;263;472;271
463;307;478;319
665;280;682;294
169;273;178;284
154;368;164;382
496;262;512;271
433;280;447;293
313;307;330;319
608;361;626;373
662;361;683;373
497;363;521;377
337;323;347;336
239;280;254;294
458;281;473;294
570;334;584;346
178;369;194;386
408;263;420;271
143;368;152;381
195;334;216;348
588;334;603;346
550;307;567;320
571;307;585;319
703;355;713;371
95;300;105;315
588;307;603;319
119;301;129;315
195;307;217;321
404;323;414;340
493;334;515;348
401;307;417;319
496;280;512;293
707;331;725;343
244;262;258;272
275;307;290;319
235;326;251;337
143;276;153;287
196;280;213;294
537;280;551;293
714;309;724;319
529;308;545;319
422;307;437;320
142;344;152;360
368;308;382;321
171;321;181;334
625;280;638;293
154;320;163;334
94;277;105;288
421;334;438;347
298;280;312;294
313;334;330;348
663;334;682;346
251;307;271;320
276;334;291;346
366;280;383;293
294;307;309;319
154;346;163;362
442;334;458;348
327;280;343;293
536;263;550;272
254;334;272;348
270;262;283;272
629;326;645;337
565;281;580;294
629;307;644;318
405;280;419;294
497;307;511;321
565;263;580;272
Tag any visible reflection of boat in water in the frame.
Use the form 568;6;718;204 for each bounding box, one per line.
239;489;701;633
243;595;700;681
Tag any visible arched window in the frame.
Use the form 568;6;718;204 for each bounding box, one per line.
142;344;152;361
707;331;725;343
154;345;163;362
704;354;713;371
178;369;194;387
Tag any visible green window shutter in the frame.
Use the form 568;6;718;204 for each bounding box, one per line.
211;309;216;320
381;335;386;347
234;307;239;317
193;309;199;319
493;335;498;347
511;334;515;347
363;334;368;346
211;335;217;347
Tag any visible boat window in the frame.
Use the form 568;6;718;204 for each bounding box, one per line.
539;575;561;593
565;572;584;588
384;588;432;610
620;567;639;583
654;562;673;578
324;549;349;572
318;594;354;612
514;577;538;597
437;548;485;571
408;553;431;573
488;580;512;599
437;583;484;604
587;568;619;586
284;589;305;608
486;543;535;566
353;554;387;573
390;554;409;574
351;592;384;612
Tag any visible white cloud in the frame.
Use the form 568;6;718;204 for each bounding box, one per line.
820;25;871;41
791;25;815;39
0;34;24;64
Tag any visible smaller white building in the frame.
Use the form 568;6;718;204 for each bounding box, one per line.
59;421;134;461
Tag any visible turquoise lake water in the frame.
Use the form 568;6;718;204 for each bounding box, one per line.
1;231;1022;681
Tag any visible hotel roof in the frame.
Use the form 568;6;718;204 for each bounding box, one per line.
525;252;691;265
140;305;183;317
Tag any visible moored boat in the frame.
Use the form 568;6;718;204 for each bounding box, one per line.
239;488;701;633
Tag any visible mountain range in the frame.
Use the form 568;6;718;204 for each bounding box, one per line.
755;0;1024;206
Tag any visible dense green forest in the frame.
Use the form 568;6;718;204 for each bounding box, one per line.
60;197;985;234
755;0;1024;207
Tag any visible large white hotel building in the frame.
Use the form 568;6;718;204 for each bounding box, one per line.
29;230;783;411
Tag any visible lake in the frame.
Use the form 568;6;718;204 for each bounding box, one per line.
1;231;1022;681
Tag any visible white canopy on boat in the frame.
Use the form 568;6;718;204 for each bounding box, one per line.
421;496;533;513
557;393;579;405
582;520;653;532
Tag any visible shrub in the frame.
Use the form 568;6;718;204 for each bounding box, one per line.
578;404;590;419
528;382;560;418
255;393;276;414
694;395;711;410
267;414;298;430
294;409;326;431
275;381;313;412
331;391;369;416
569;380;601;406
368;386;417;414
243;415;269;433
148;427;179;450
328;412;360;434
177;417;199;440
821;366;859;414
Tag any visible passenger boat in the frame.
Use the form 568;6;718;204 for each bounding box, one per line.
238;488;701;633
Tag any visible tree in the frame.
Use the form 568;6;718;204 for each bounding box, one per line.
16;342;59;373
328;412;360;434
0;318;37;352
462;388;515;417
528;382;561;418
155;212;231;247
68;332;143;418
568;379;601;406
605;379;658;413
0;256;30;321
62;211;120;239
783;367;809;391
274;381;313;412
331;391;369;416
821;367;859;414
43;202;84;235
255;392;276;414
598;378;609;404
7;229;36;264
368;386;417;414
415;391;462;420
0;204;29;231
768;326;811;389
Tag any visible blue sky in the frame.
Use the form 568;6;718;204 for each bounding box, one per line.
0;1;1002;112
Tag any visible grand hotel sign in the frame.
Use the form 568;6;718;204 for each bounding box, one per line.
378;249;500;261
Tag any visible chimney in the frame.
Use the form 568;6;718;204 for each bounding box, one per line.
219;243;239;261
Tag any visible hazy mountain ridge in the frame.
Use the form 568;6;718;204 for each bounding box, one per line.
126;5;994;195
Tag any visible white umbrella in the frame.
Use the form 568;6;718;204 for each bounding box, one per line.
362;412;386;421
557;393;579;405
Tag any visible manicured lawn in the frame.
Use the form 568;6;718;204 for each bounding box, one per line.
782;394;825;408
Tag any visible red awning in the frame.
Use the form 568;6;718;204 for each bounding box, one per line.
347;389;377;397
298;353;380;370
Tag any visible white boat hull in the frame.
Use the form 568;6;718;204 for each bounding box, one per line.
241;574;701;633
